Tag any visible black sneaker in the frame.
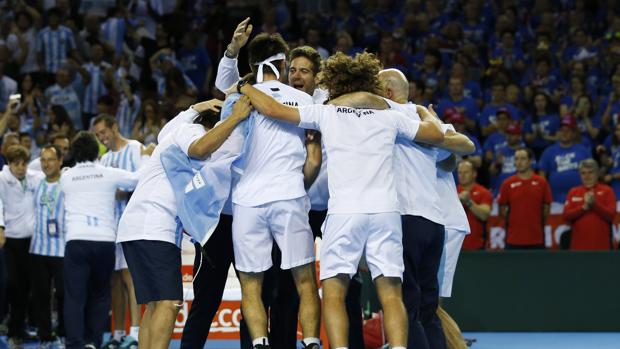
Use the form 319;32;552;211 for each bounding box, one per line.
253;345;270;349
302;343;320;349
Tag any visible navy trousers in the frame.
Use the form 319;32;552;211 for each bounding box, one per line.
402;215;447;349
64;240;115;349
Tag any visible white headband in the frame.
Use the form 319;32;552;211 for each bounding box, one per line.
254;53;286;83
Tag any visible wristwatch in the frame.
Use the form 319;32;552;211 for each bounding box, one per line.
237;79;249;94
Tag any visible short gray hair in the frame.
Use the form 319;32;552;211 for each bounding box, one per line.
579;158;599;172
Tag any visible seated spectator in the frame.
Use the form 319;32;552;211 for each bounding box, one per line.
563;159;616;250
489;122;524;195
559;76;587;116
483;108;513;162
457;160;492;250
498;147;552;249
479;81;519;137
436;76;478;131
490;30;526;74
523;92;559;158
47;105;76;138
539;115;591;209
521;53;564;103
131;99;164;145
573;95;600;150
445;109;482;168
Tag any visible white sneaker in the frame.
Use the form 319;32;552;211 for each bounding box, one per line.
37;341;52;349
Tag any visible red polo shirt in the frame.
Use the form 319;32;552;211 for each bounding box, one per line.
497;173;552;246
563;183;616;250
458;183;493;250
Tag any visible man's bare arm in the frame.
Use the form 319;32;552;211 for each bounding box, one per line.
328;92;389;109
441;129;476;156
239;83;300;123
303;131;322;189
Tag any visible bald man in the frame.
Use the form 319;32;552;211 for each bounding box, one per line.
331;68;474;349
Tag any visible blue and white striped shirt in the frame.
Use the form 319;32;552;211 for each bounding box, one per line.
101;17;126;56
82;62;112;115
100;140;144;225
116;95;141;138
153;69;197;97
36;26;76;73
31;180;66;257
45;84;82;130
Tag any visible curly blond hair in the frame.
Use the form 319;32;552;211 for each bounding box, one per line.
317;52;385;100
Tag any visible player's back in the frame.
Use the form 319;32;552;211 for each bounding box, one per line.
233;80;313;207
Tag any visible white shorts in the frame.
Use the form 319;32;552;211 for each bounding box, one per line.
232;196;315;273
438;228;466;298
114;243;128;271
320;212;404;281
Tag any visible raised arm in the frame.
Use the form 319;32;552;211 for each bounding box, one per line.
214;18;252;92
238;83;300;124
187;96;252;159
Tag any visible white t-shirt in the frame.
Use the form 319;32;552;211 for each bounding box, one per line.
0;166;43;238
386;100;444;224
232;80;313;207
298;104;420;214
436;124;470;233
117;122;207;244
60;162;139;242
0;196;4;227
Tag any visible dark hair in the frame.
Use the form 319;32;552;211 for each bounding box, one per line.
194;109;220;129
458;158;477;171
247;33;289;76
49;132;70;144
18;132;31;140
290;46;322;75
531;91;554;120
6;145;30;163
92;114;118;128
47;7;62;19
424;49;442;70
41;144;63;160
48;105;75;136
15;11;33;25
165;67;188;98
71;132;100;163
515;146;534;160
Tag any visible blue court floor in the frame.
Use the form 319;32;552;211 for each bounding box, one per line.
6;332;620;348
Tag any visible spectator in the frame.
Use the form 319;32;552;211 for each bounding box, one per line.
444;109;482;168
573;94;600;149
15;74;45;136
457;160;492;250
523;92;559;158
80;42;112;128
539;115;591;208
177;30;212;98
436;76;479;131
115;75;141;138
150;48;197;98
101;6;127;57
131;99;163;145
0;145;43;347
490;122;525;195
0;61;18;113
9;8;42;76
36;7;80;76
0;132;20;168
483;108;513;163
498;147;552;249
47;105;76;139
44;67;82;130
599;74;620;134
479;81;519;137
563;159;616;250
29;132;72;171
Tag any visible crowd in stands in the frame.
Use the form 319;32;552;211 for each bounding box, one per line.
3;0;620;204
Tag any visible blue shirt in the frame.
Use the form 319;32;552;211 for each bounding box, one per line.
82;62;111;114
609;146;620;198
101;17;126;56
523;114;560;149
493;145;519;195
178;46;212;91
436;97;479;122
479;103;520;127
36;26;76;73
45;84;82;130
539;143;590;203
483;132;507;156
116;95;141;138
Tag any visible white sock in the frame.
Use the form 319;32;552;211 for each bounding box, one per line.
334;347;348;349
303;337;321;347
113;330;125;341
253;337;269;347
129;326;139;339
392;347;406;349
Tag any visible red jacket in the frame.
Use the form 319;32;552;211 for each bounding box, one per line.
563;183;616;250
458;183;493;250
